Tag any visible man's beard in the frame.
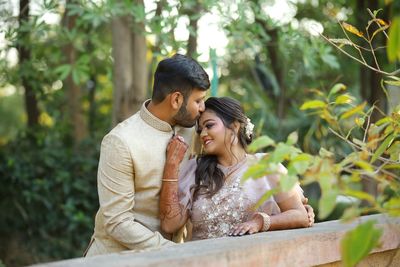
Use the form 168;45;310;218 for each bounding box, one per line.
173;105;198;128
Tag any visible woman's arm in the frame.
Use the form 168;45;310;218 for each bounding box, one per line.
159;136;190;234
229;192;309;236
268;192;310;230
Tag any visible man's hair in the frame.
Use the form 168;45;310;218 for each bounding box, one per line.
152;54;210;103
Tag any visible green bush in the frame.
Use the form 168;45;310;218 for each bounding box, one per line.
0;129;100;264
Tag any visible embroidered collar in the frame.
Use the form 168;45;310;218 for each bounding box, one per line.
139;99;173;132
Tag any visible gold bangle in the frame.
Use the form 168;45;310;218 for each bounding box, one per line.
257;212;271;231
162;179;178;182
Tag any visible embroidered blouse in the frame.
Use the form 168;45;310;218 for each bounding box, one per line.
178;153;302;240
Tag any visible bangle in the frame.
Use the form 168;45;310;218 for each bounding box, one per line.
162;179;178;182
257;212;271;231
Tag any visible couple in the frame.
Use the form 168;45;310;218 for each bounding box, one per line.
85;54;314;256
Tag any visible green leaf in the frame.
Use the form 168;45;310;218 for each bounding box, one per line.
253;188;279;209
354;161;374;172
340;206;361;222
383;164;400;170
384;79;400;86
242;162;267;181
340;102;367;120
288;153;313;175
371;133;395;163
280;175;298;192
383;198;400;216
335;94;354;105
387;17;400;62
286;131;298;145
269;143;299;163
328;83;347;98
54;64;72;80
341;220;382;267
375;117;391;126
318;189;337;219
300;100;327;110
248;136;275;153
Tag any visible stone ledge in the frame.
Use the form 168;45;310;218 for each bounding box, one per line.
32;214;400;267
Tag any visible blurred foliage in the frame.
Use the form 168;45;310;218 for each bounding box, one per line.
0;129;101;265
0;0;399;266
246;8;399;265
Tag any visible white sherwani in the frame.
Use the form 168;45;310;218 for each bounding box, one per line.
86;100;196;256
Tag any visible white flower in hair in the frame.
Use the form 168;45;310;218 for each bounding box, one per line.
245;117;254;139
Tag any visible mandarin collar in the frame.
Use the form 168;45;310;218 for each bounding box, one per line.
139;99;174;132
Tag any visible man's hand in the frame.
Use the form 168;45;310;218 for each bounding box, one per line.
301;196;315;227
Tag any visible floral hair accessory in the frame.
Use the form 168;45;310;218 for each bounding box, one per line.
245;117;254;139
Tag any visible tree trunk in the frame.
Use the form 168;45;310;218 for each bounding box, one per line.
63;1;88;144
112;0;147;125
148;0;164;97
186;2;200;58
18;0;40;129
265;28;285;121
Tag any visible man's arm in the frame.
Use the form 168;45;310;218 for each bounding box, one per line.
97;134;172;250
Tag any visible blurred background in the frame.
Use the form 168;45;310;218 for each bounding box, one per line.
0;0;398;266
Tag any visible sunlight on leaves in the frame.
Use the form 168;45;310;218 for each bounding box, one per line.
340;102;367;120
248;135;275;153
300;100;327;110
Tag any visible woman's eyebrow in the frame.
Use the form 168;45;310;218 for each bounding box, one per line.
200;119;214;125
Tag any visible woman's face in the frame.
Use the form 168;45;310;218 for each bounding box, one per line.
198;110;233;156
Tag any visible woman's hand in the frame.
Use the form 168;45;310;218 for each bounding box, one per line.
229;213;264;236
166;135;188;166
301;196;315;227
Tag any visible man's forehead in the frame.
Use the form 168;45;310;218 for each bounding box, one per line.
190;88;207;98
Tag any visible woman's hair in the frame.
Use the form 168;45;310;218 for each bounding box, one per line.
193;97;253;198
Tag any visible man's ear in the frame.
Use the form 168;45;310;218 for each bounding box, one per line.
170;92;184;110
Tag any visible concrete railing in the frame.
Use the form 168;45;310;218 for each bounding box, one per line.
33;214;400;267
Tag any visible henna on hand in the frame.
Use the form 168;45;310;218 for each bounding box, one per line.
160;185;183;220
159;136;189;232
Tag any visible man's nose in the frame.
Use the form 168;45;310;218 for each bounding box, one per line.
199;101;205;113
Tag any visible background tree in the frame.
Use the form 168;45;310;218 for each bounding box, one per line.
112;0;148;125
17;0;40;129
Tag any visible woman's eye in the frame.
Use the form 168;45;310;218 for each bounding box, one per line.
205;123;213;129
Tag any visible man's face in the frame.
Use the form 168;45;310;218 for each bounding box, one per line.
173;88;206;128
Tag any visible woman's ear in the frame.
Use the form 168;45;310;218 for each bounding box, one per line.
232;121;241;135
170;92;184;110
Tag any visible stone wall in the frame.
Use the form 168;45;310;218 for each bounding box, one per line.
32;214;400;267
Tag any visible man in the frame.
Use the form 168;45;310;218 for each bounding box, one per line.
85;54;210;256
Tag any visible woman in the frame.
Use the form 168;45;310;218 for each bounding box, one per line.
159;97;313;240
